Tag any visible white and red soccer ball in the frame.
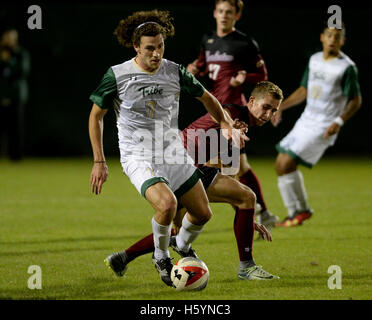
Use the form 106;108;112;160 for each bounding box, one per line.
171;257;209;291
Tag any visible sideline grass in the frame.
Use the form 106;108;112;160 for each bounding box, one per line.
0;157;371;300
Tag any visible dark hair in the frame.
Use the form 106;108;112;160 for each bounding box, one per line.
114;10;175;47
215;0;244;15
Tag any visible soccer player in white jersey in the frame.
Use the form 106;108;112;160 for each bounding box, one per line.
272;24;362;227
88;10;247;287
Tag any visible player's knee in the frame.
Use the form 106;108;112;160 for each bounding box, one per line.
275;154;296;176
197;205;213;225
274;159;284;175
239;187;256;209
157;196;177;221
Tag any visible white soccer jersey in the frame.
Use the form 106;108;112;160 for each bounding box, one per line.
277;51;361;167
299;51;360;127
90;58;205;162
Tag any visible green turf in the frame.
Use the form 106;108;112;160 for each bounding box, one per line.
1;156;371;300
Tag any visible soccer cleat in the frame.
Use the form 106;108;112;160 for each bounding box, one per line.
104;252;129;277
276;216;293;227
169;236;199;259
260;211;280;230
238;265;280;280
276;209;314;227
152;253;174;287
291;209;313;225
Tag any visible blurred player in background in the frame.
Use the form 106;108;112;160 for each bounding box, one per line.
0;26;30;160
88;10;247;287
187;0;278;230
107;81;283;281
272;24;362;227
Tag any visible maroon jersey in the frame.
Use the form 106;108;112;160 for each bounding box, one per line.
182;104;250;167
196;30;268;105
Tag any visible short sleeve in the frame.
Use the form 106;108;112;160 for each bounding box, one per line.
300;62;309;88
89;68;117;109
341;65;361;100
179;64;205;97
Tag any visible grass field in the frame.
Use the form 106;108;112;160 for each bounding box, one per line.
1;156;371;300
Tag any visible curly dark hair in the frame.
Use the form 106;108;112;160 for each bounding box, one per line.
114;10;175;48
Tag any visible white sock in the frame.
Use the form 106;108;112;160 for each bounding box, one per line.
278;170;309;217
152;217;171;260
293;170;309;212
278;171;300;217
176;214;204;252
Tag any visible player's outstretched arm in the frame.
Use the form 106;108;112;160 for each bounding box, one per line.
197;90;248;147
89;103;108;195
323;94;362;139
271;86;307;127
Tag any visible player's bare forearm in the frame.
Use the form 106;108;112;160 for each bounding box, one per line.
197;91;248;147
340;95;362;122
323;95;362;139
89;104;109;194
89;104;107;161
271;86;307;127
281;86;307;111
197;90;231;125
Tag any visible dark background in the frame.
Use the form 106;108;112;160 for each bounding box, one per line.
1;0;371;157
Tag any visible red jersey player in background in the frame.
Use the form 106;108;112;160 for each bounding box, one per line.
187;0;279;231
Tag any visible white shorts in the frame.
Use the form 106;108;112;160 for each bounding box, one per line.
122;158;201;198
276;119;338;167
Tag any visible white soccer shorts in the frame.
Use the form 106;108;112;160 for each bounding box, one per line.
122;158;201;198
276;118;338;168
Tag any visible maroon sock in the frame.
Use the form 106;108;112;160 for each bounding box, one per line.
233;208;255;261
125;229;176;262
239;169;267;212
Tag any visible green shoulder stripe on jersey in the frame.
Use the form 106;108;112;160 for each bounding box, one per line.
300;62;309;88
89;68;117;109
141;177;169;198
178;64;205;98
174;169;204;199
341;65;361;100
276;144;313;169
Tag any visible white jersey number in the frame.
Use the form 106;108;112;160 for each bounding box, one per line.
208;63;221;80
310;85;322;100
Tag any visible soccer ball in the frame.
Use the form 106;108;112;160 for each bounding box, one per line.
170;257;209;291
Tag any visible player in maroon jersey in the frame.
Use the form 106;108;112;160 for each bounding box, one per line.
187;0;279;231
187;0;267;106
105;81;283;281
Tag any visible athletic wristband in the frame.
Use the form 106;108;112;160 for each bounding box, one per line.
334;117;344;126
